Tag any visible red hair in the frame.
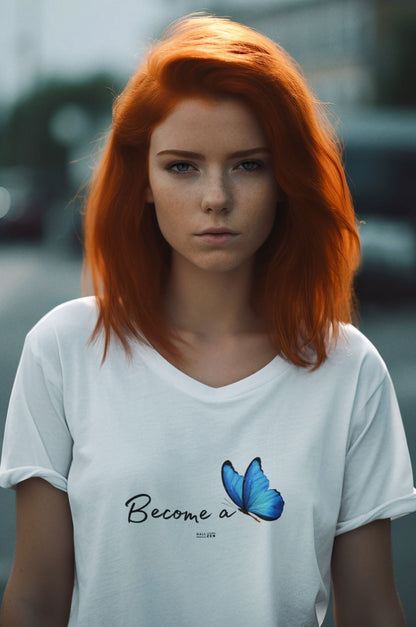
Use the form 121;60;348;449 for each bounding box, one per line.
84;14;360;368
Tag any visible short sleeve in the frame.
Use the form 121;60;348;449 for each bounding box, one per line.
336;371;416;535
0;329;73;492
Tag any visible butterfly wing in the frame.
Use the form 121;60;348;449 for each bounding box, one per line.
243;457;284;521
221;460;244;509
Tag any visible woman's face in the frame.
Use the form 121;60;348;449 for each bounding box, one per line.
146;97;280;276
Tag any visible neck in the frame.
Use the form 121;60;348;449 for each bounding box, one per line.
165;257;262;339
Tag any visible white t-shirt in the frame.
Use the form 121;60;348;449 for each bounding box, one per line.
1;297;415;627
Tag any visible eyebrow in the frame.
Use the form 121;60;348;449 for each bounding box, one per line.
155;148;271;159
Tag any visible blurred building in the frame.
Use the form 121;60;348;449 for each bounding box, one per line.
2;0;414;109
197;0;416;107
237;0;376;106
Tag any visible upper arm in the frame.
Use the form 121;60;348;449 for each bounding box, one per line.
331;518;406;627
0;478;74;626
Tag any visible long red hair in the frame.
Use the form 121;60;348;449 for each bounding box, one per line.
84;14;360;368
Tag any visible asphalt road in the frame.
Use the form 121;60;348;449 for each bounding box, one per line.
0;241;415;625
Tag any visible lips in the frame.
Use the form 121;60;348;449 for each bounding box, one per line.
195;228;239;245
196;227;238;235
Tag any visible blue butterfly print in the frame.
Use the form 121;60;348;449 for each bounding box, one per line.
221;457;284;522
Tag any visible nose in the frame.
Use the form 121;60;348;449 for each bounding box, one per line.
201;172;232;214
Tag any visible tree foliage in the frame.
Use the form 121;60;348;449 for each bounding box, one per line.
0;73;122;189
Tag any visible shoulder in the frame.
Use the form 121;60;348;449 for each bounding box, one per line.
28;296;98;337
333;323;384;360
323;323;389;392
25;297;99;360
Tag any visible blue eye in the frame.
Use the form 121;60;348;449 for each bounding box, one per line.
238;160;262;172
168;162;195;173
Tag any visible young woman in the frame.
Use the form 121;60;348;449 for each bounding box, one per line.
1;14;415;627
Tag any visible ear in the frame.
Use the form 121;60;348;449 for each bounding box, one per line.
145;185;154;204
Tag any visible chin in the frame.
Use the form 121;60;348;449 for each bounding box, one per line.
172;249;253;275
195;257;251;274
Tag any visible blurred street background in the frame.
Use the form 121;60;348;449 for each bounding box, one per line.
0;1;415;624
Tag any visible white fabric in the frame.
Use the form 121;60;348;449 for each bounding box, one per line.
1;297;415;627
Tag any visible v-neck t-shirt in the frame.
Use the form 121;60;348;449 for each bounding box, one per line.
1;297;415;626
